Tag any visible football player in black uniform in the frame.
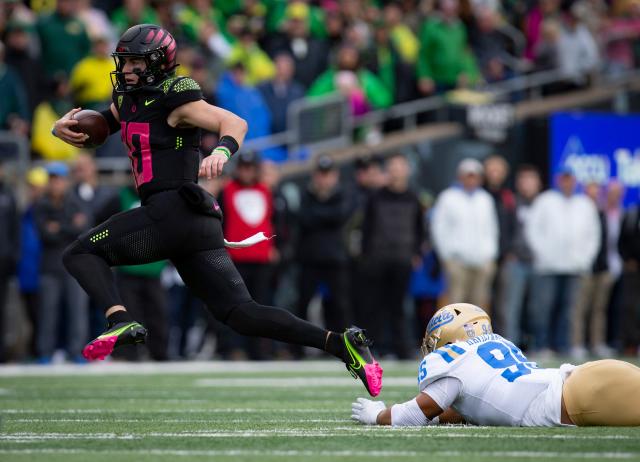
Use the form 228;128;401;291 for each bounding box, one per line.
52;24;381;396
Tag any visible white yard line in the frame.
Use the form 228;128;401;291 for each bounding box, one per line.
193;377;416;387
437;451;638;459
0;408;345;414
0;430;636;441
8;418;346;424
0;360;415;376
0;448;636;459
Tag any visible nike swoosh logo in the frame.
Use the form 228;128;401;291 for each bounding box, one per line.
348;350;361;370
97;322;138;339
345;337;363;370
144;99;156;106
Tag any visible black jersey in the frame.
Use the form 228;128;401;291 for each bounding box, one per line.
112;75;203;202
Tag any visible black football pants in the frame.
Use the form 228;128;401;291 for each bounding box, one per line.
62;190;327;350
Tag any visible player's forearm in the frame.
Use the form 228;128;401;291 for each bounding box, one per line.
170;101;248;147
217;112;248;148
352;395;442;427
198;103;247;146
376;407;392;425
438;407;465;424
389;397;435;426
375;398;439;426
374;402;441;427
99;104;120;134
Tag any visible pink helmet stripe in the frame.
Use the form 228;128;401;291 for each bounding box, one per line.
159;33;172;48
145;28;156;43
165;41;177;64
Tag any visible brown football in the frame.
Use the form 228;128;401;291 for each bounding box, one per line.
70;109;110;148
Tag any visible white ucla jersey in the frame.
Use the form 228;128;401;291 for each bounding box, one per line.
418;334;565;426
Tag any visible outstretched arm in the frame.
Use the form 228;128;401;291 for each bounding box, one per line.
352;377;465;426
168;100;249;179
352;392;443;426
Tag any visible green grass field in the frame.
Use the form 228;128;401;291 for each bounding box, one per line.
1;360;639;462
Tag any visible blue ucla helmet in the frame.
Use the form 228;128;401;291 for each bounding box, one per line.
421;303;492;356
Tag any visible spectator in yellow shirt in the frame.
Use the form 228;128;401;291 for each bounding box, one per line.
69;36;114;109
383;3;420;64
226;27;275;86
32;74;79;161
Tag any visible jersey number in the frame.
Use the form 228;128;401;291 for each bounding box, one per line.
122;122;153;187
477;340;532;382
418;344;466;382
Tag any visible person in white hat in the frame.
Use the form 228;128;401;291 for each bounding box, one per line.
431;158;499;310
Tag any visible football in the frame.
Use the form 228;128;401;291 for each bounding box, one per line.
70;109;110;148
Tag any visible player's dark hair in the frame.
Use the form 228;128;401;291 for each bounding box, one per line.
111;24;178;93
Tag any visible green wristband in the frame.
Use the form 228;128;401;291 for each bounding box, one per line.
212;146;231;159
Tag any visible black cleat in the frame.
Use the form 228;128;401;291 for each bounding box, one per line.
82;321;147;361
343;327;383;397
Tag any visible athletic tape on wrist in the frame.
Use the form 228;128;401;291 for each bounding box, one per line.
390;398;431;426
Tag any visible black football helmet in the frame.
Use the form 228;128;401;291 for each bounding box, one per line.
111;24;178;93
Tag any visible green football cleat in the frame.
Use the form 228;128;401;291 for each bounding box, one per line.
343;327;383;397
82;321;147;361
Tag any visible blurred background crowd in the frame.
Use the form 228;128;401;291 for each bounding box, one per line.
1;151;639;363
0;0;639;364
1;0;639;159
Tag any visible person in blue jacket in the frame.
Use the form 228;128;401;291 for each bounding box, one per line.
17;167;48;359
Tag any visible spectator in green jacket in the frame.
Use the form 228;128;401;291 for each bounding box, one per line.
0;41;30;136
417;0;480;95
266;0;327;39
176;0;232;50
110;0;159;36
36;0;90;79
367;20;417;104
383;2;420;64
215;0;242;17
308;44;392;114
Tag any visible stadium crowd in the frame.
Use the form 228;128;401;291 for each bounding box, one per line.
0;0;639;363
1;152;640;363
1;0;640;159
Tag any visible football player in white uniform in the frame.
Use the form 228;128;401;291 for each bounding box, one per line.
351;303;640;427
